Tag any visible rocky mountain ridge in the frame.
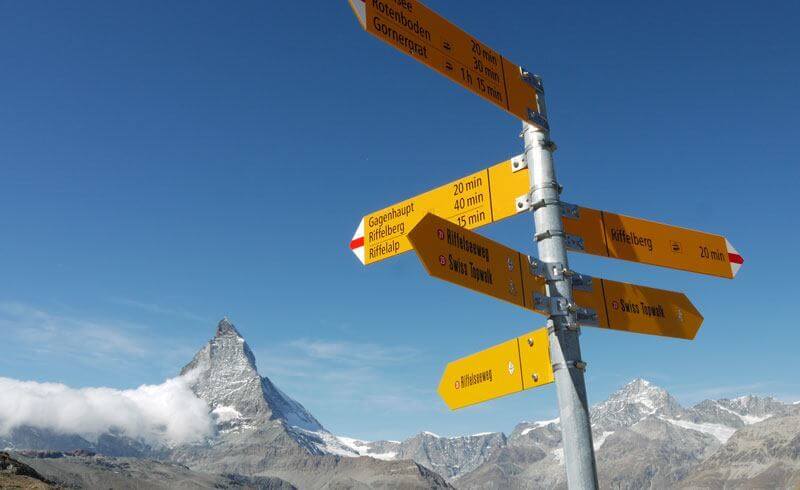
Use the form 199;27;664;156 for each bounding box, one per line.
338;378;792;486
3;318;798;488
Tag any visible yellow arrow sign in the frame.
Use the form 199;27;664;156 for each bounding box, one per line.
409;213;704;339
347;0;547;130
573;276;704;340
438;327;553;410
562;205;744;279
350;156;530;265
407;212;548;314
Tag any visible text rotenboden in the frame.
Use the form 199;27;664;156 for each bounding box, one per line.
348;0;546;128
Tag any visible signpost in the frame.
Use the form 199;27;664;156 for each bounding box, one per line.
347;0;548;129
561;205;744;279
409;213;704;340
350;156;529;265
345;1;744;488
438;327;553;410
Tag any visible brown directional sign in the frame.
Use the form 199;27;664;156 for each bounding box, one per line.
409;213;704;340
347;0;547;130
438;327;553;410
350;156;530;265
562;205;744;279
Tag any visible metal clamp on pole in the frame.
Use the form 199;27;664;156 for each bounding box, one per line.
531;197;561;211
564;234;586;251
534;229;566;242
561;202;580;220
520;68;545;94
511;154;527;172
533;293;577;317
530;181;563;195
548;323;581;334
551;360;588;373
575;308;600;326
571;273;594;292
527;257;576;282
517;194;562;214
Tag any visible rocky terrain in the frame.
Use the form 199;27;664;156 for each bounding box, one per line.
325;378;796;489
437;380;793;489
678;404;800;489
11;451;296;489
0;451;54;489
3;318;799;488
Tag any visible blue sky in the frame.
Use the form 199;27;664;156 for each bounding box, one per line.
1;0;799;441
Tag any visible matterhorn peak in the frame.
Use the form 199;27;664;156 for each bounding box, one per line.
180;318;328;446
215;317;241;338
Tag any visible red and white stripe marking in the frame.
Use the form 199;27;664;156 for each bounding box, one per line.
348;0;366;28
726;239;744;277
350;218;366;265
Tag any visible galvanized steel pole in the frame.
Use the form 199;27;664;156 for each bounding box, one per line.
523;77;599;489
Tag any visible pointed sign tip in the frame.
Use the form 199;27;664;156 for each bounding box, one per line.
346;0;367;28
726;239;744;277
350;218;366;265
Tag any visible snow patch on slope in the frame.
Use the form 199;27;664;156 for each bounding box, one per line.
714;401;772;425
740;413;771;425
211;405;242;424
287;428;360;457
662;418;736;443
521;417;560;435
336;436;398;461
593;431;614;450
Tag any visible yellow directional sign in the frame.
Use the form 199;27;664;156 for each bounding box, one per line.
347;0;547;130
409;213;704;340
407;212;548;314
438;327;553;410
350;156;530;265
573;277;704;340
562;205;744;279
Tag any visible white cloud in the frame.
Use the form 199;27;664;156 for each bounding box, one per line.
0;302;149;360
671;382;774;404
286;339;418;364
256;339;429;415
110;298;209;323
0;374;214;446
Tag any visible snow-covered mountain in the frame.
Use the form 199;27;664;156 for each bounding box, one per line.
337;430;507;479
3;319;797;488
455;378;791;488
335;378;792;488
679;404;800;488
2;319;451;489
166;319;450;488
177;318;357;458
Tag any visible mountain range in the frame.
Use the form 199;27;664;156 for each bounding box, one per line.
2;318;799;489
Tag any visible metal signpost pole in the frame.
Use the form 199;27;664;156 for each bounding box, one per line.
523;77;599;489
